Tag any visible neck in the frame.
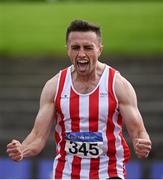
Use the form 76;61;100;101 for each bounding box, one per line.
71;62;106;94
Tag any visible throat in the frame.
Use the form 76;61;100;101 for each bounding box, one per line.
72;74;99;94
73;81;97;94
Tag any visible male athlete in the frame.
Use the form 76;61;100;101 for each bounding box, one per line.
7;20;152;179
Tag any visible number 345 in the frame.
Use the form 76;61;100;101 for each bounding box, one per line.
69;141;99;156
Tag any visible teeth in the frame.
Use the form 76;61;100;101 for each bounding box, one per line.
77;60;88;63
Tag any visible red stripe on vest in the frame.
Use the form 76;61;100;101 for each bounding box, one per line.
89;88;100;179
70;88;81;179
54;69;67;179
70;88;80;132
89;88;99;132
117;114;130;178
107;68;118;177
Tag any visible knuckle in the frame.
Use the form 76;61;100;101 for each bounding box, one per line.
9;154;12;158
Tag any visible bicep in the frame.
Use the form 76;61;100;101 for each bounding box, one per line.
32;102;55;141
115;74;146;139
120;102;145;139
31;77;57;141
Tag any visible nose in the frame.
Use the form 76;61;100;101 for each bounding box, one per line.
78;48;86;58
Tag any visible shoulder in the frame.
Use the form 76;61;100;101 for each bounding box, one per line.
40;73;60;103
44;66;70;97
45;73;60;89
114;73;137;104
115;73;130;89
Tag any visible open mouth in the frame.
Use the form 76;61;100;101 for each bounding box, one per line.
77;60;89;72
77;60;89;64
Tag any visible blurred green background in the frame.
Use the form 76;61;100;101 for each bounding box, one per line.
0;0;162;56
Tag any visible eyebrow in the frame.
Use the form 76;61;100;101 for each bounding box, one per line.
84;44;94;48
71;44;94;47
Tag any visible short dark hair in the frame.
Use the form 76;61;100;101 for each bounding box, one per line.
66;19;102;43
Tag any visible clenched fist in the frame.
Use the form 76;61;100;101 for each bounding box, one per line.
134;138;152;159
6;139;23;161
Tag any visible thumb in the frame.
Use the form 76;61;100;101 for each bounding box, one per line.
11;139;19;145
134;138;139;145
133;138;141;149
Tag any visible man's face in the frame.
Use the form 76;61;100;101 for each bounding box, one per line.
67;31;103;76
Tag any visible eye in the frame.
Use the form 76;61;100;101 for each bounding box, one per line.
84;46;94;51
71;45;80;50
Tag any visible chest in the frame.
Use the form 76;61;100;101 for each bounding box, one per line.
57;87;117;132
55;66;118;131
72;80;99;94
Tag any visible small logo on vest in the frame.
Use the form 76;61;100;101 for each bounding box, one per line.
60;94;69;99
100;92;108;96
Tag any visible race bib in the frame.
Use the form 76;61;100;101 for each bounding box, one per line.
65;132;103;158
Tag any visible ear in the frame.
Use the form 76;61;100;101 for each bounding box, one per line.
66;44;70;57
98;44;103;57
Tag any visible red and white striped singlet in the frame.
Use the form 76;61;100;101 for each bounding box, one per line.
53;64;130;179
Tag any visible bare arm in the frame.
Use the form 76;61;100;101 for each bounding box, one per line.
115;73;152;159
7;74;59;161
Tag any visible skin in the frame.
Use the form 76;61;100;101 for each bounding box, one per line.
115;74;152;159
7;76;58;160
6;31;151;161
